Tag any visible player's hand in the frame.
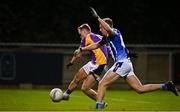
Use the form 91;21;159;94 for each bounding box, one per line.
89;7;99;19
73;47;82;57
66;62;73;69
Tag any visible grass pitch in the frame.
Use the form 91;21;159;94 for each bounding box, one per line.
0;89;179;111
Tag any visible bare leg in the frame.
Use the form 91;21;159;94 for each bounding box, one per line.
64;68;87;96
97;71;120;102
125;75;161;94
81;75;97;101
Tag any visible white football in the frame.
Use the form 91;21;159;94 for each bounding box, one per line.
50;88;63;102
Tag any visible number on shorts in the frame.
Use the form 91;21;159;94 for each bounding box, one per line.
113;62;123;72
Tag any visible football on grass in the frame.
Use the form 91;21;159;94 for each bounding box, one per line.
50;88;63;102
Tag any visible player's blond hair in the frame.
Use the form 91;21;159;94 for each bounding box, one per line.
78;23;91;32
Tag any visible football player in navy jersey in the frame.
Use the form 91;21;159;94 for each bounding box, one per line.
74;7;178;109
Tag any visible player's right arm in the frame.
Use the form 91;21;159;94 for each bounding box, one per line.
97;18;114;36
66;47;82;69
70;53;82;63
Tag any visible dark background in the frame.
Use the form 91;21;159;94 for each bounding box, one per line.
0;0;179;44
0;52;63;85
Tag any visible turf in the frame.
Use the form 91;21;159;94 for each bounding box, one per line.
0;89;179;111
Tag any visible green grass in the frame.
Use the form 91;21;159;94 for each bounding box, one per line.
0;89;179;111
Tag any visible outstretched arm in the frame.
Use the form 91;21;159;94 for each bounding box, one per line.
74;42;102;57
90;7;114;36
70;53;82;63
66;49;82;69
82;42;101;51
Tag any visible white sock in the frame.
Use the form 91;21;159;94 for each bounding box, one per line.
63;92;69;97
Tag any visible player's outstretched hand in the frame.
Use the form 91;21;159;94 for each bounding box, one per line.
89;7;99;19
66;63;73;69
73;47;82;57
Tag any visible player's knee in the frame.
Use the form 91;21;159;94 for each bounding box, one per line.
136;90;144;94
81;86;89;93
99;80;108;88
135;88;144;94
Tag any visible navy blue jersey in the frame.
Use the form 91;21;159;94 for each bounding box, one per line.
100;28;129;62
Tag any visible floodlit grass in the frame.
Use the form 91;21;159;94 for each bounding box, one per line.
0;89;179;111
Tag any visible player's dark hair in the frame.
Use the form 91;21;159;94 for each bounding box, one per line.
78;23;91;32
103;18;113;28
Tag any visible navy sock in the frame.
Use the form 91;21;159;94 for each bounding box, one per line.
66;89;72;94
160;84;168;90
96;102;103;109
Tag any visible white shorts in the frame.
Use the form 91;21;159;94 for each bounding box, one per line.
109;59;135;77
82;61;106;76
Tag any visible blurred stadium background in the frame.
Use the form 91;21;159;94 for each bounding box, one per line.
0;0;180;111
